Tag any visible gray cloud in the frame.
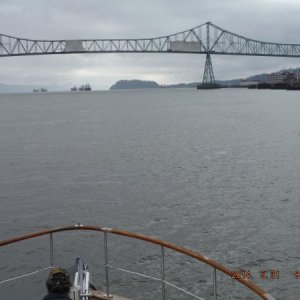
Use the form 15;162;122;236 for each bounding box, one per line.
1;0;300;89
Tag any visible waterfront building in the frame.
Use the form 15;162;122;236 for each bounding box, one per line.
266;71;295;84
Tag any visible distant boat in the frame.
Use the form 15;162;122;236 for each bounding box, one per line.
41;88;48;92
70;86;77;91
78;84;92;91
84;84;92;91
33;89;39;92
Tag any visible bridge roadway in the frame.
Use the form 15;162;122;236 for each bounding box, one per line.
1;21;300;58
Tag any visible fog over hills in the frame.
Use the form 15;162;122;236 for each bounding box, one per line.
0;83;37;94
0;83;68;94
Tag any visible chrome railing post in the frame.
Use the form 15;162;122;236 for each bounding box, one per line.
49;233;54;267
104;231;111;298
213;267;217;300
161;246;166;300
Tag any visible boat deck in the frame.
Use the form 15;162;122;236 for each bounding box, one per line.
91;290;131;300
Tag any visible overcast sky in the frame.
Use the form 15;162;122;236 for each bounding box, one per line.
1;0;300;90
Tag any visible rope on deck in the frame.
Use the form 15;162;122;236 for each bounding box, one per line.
0;266;52;285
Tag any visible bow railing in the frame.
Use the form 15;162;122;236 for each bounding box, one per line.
0;225;275;300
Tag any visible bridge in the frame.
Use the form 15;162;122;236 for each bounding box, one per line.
1;21;300;87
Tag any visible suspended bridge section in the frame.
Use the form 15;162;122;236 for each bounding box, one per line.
1;21;300;87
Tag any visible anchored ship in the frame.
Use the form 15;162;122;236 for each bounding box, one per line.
33;88;48;92
77;84;92;91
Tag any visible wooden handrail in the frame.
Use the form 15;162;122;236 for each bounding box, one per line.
0;225;274;300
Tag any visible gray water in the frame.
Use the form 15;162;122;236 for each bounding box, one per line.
0;88;299;299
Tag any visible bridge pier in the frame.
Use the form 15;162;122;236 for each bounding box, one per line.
197;52;220;89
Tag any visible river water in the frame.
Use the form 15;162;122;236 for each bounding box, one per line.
0;88;299;299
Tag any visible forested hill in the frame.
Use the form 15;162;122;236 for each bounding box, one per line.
109;76;266;90
109;68;300;90
110;80;160;90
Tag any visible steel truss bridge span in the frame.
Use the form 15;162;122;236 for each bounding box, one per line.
1;22;300;58
2;21;300;87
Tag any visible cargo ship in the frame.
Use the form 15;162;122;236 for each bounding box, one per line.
78;84;92;91
33;88;48;92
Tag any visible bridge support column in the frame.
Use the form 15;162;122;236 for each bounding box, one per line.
197;52;220;89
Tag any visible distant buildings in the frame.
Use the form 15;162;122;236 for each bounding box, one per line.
266;71;298;85
240;70;300;89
